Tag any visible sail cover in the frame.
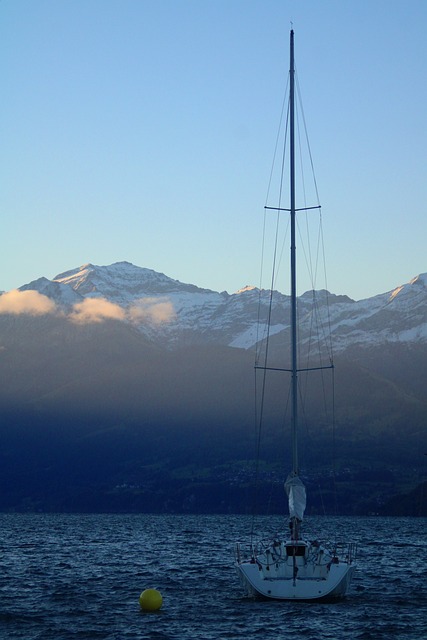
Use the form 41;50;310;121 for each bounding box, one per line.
285;474;306;521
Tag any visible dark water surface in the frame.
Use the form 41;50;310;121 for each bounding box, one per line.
0;514;425;639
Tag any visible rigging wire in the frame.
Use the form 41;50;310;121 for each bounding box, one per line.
264;74;290;207
251;205;283;543
295;71;321;205
252;76;290;540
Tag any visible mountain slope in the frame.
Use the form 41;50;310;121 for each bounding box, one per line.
0;262;426;514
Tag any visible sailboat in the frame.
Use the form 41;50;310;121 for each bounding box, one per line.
235;29;357;600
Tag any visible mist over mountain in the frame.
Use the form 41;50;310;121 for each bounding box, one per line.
0;262;426;515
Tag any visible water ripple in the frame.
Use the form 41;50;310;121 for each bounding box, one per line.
0;514;425;639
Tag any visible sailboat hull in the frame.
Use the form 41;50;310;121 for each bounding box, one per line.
236;540;356;601
237;562;355;600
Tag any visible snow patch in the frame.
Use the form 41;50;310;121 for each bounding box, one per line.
229;323;287;350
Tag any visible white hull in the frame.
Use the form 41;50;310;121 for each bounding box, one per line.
236;539;356;601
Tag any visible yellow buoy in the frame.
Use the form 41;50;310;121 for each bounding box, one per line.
139;588;163;612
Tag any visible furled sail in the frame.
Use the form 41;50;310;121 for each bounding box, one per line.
285;474;306;521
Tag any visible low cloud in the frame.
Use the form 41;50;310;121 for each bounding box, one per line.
69;298;126;324
0;290;176;328
129;297;176;325
0;290;57;315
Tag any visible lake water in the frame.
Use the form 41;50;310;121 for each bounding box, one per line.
0;514;425;639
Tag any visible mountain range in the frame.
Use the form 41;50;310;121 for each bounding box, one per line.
11;261;427;351
0;261;426;515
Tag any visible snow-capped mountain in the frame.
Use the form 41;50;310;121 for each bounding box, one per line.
8;261;427;351
54;262;209;301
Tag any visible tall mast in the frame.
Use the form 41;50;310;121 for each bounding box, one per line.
289;29;298;475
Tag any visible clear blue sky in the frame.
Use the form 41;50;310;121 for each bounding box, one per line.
1;0;426;300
